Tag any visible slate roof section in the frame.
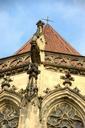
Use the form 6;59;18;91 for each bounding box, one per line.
16;23;80;56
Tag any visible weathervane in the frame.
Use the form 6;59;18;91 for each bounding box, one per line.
42;16;53;24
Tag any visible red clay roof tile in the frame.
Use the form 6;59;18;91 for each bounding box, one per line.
43;24;80;55
16;24;80;56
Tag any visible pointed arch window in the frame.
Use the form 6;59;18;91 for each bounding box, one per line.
0;100;20;128
47;102;84;128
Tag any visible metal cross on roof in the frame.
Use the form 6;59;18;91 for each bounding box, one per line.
42;16;53;24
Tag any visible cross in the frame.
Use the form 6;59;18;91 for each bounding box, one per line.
42;16;53;24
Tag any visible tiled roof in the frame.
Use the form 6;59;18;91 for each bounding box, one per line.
16;24;80;55
16;39;31;54
44;24;80;55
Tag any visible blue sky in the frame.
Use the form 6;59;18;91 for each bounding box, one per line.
0;0;85;58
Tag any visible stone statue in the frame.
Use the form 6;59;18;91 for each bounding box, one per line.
30;40;41;64
27;63;40;89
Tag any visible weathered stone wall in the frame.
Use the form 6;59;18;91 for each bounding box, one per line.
0;63;85;95
38;64;85;95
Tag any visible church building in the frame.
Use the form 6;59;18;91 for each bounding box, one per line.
0;20;85;128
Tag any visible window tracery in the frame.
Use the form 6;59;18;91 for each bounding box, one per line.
0;101;20;128
47;102;84;128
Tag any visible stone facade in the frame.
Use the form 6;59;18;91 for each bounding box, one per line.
0;20;85;128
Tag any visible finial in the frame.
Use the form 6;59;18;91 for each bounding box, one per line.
60;71;74;86
36;20;45;35
36;20;44;28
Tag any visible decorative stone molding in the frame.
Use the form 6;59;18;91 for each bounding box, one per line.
0;50;85;77
1;75;12;90
0;76;22;99
60;71;74;86
20;63;40;107
43;88;51;94
0;90;21;107
44;51;85;76
0;52;30;76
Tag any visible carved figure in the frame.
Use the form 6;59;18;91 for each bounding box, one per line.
27;63;40;89
30;40;41;64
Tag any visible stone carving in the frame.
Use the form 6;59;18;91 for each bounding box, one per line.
0;53;30;77
27;64;39;97
60;71;74;86
38;96;43;122
1;76;12;91
1;120;11;128
43;88;51;94
73;87;80;94
36;20;44;37
47;102;84;128
9;55;30;68
27;63;40;87
21;63;40;106
30;38;41;64
54;84;62;90
43;84;85;102
45;52;85;76
0;50;85;76
0;103;19;128
0;76;18;94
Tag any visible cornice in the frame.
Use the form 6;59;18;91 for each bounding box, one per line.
0;51;85;76
44;51;85;76
0;52;31;77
